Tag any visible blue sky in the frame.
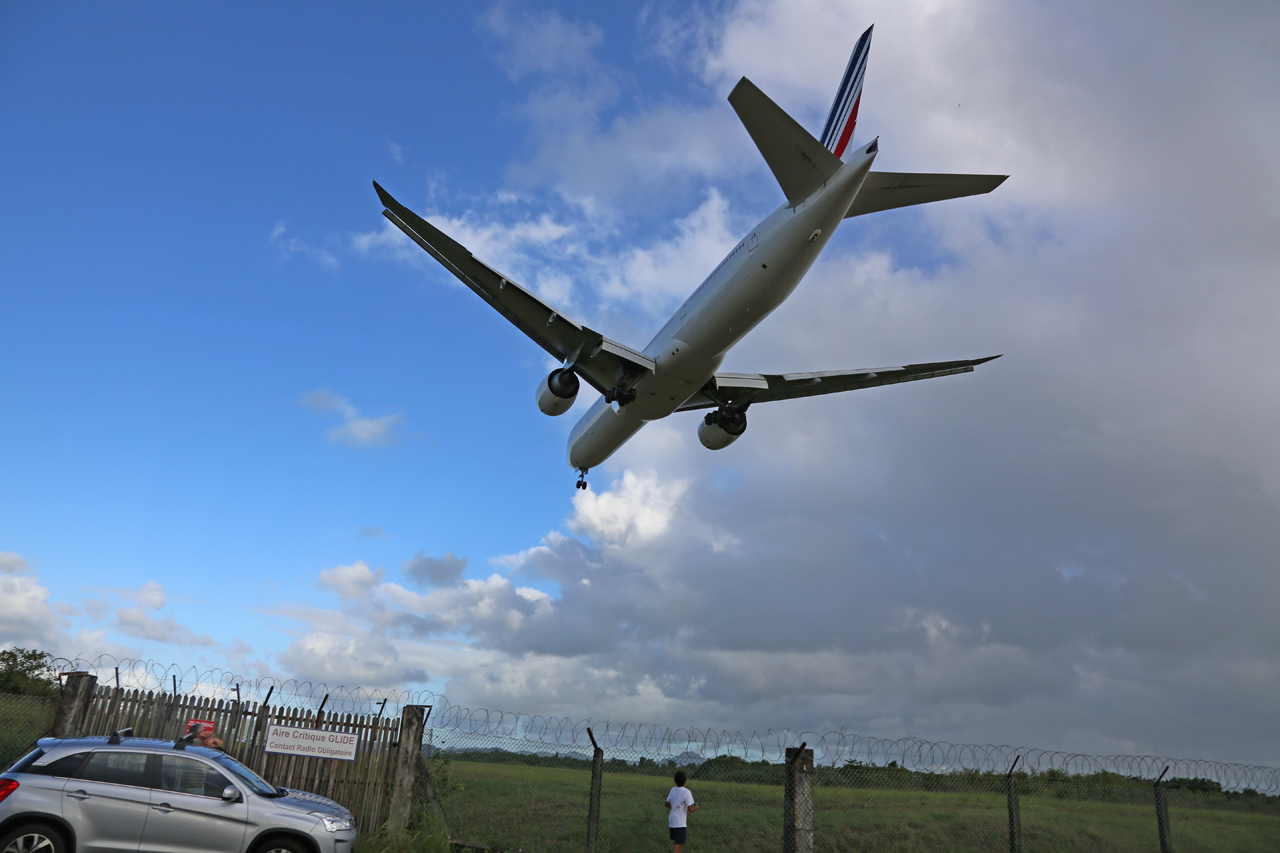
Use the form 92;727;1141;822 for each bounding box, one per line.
4;1;1280;766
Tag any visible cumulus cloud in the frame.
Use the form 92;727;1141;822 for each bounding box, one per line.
302;389;405;446
280;0;1280;766
0;552;64;648
402;550;468;587
318;561;385;600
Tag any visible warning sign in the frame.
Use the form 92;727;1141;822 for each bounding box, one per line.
185;718;216;735
264;724;359;761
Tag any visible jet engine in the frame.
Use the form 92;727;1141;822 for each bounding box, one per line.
537;368;580;416
697;409;747;450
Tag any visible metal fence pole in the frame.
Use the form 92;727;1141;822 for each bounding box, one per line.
1006;755;1022;853
783;743;813;853
53;672;97;737
1154;765;1173;853
387;704;428;836
586;727;603;853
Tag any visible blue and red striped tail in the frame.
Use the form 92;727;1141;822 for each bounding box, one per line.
819;25;874;158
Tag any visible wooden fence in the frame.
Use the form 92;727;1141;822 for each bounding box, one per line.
82;685;402;833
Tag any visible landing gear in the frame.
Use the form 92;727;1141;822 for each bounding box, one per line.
575;469;589;490
603;385;637;406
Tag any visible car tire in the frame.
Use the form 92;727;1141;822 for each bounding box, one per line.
254;837;309;853
0;824;67;853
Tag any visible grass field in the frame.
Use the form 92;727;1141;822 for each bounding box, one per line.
440;760;1280;852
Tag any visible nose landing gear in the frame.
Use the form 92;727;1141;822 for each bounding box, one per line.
575;469;589;490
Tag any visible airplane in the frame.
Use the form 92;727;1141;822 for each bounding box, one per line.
373;25;1004;490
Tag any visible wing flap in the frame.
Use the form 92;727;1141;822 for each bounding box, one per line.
375;182;652;393
845;172;1007;218
676;356;1000;411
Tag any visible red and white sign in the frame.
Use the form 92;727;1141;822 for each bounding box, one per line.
186;718;216;735
264;724;359;761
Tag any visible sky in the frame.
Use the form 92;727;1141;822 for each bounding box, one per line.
3;0;1279;766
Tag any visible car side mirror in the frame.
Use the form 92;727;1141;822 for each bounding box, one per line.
221;785;242;803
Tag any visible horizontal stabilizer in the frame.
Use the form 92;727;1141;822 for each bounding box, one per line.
845;171;1007;218
729;77;844;207
676;355;1001;411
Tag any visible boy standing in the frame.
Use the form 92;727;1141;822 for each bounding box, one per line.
664;770;699;853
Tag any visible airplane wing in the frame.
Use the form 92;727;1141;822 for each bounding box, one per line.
373;181;655;394
675;355;1001;411
845;172;1007;218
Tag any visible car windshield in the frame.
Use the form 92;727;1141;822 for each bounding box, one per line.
212;754;279;797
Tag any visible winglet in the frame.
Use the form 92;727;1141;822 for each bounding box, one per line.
819;25;873;158
372;180;397;210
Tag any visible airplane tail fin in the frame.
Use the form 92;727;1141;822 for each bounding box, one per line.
819;25;873;158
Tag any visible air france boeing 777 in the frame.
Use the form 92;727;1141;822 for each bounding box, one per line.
374;26;1004;489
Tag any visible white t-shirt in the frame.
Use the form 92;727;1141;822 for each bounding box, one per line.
667;785;696;828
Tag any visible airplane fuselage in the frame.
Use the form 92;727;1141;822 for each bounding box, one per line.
567;143;878;470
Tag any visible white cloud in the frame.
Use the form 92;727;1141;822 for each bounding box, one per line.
114;607;216;647
0;553;63;649
270;221;340;270
269;0;1280;766
318;561;385;600
302;389;405;446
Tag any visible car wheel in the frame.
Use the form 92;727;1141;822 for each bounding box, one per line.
0;825;67;853
255;837;308;853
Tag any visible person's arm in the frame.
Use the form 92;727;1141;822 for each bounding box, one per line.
689;803;700;813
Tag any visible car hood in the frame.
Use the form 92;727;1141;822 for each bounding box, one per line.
270;788;353;820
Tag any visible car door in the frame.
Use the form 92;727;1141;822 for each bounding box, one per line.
62;751;152;853
140;754;249;853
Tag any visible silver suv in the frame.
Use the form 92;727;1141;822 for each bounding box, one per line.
0;734;356;853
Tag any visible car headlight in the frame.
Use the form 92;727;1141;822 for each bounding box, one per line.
313;813;354;832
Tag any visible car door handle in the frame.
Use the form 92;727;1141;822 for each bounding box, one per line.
151;803;176;813
66;790;91;800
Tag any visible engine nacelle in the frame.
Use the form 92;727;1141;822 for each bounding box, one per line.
697;409;747;450
537;368;580;416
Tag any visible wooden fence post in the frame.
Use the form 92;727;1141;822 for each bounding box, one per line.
1154;766;1173;853
387;705;428;836
783;744;814;853
53;672;98;737
1006;756;1022;853
586;727;603;853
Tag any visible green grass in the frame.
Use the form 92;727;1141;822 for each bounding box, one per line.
439;760;1280;852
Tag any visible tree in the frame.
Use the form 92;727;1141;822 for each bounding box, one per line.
0;647;58;696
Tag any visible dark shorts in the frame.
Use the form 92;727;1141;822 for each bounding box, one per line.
669;827;687;844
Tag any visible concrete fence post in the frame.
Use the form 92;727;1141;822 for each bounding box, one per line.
53;672;98;737
783;745;814;853
586;727;603;853
1154;766;1174;853
387;704;428;837
1005;756;1022;853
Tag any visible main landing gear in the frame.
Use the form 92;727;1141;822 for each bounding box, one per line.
575;469;589;490
602;385;637;406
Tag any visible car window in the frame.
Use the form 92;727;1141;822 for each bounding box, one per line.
28;752;90;778
158;755;232;798
212;754;277;797
74;752;149;787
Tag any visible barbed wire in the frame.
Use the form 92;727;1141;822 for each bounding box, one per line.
49;654;1280;792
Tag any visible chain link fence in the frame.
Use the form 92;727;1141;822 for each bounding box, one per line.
44;654;1280;852
0;691;59;769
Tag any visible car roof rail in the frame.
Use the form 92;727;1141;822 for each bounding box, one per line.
174;724;203;750
107;728;135;745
